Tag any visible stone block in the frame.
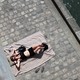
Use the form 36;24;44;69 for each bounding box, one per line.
0;37;5;42
25;74;31;80
55;66;60;71
2;41;8;46
0;24;3;28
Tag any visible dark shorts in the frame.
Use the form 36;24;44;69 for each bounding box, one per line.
17;46;36;59
28;47;36;57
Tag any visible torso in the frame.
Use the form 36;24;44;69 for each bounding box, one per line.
17;46;36;59
24;49;30;57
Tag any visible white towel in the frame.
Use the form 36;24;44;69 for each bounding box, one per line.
4;31;55;76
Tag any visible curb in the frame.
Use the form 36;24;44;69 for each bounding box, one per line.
51;0;80;44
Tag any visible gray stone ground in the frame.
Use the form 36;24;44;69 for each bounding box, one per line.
55;0;80;41
0;0;80;80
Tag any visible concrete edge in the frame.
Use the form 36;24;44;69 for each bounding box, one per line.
0;46;15;80
54;0;80;42
43;0;80;54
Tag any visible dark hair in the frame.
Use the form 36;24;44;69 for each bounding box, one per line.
17;45;26;53
10;56;14;62
42;43;48;51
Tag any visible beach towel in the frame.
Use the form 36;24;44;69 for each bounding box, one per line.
4;31;55;76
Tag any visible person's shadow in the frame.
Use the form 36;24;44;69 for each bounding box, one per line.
33;49;44;59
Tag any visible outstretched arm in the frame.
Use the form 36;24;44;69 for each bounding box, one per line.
15;59;21;70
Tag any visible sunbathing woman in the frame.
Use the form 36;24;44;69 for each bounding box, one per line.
10;43;48;70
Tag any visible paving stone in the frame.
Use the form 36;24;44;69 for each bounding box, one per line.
9;12;14;16
67;47;75;53
13;36;20;42
67;59;72;64
10;28;15;32
59;64;64;70
58;28;63;32
4;30;10;35
43;74;55;80
72;69;77;75
51;62;56;68
60;32;65;36
58;58;63;64
8;15;13;19
19;25;24;29
55;44;60;49
2;41;8;46
57;70;64;77
64;40;69;44
0;0;4;2
50;57;55;62
0;7;2;10
56;78;61;80
53;72;59;78
3;22;7;27
8;39;14;44
15;31;20;36
12;19;16;23
1;32;5;36
25;14;28;18
0;24;3;28
0;11;4;14
25;74;31;80
21;4;25;7
40;1;44;4
0;19;4;23
21;11;25;15
5;35;9;40
63;62;68;67
71;58;76;63
10;33;15;37
62;68;68;73
1;15;4;18
63;73;68;79
17;13;21;17
16;22;21;26
55;66;60;71
2;27;7;31
66;43;72;49
44;71;50;76
70;74;78;80
0;37;5;42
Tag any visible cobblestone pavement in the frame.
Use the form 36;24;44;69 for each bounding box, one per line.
0;0;80;80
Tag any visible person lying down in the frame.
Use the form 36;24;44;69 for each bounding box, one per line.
10;43;48;70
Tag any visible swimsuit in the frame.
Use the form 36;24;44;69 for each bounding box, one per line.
28;47;36;57
17;45;36;60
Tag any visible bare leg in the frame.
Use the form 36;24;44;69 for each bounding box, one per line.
34;46;44;53
32;45;40;50
32;44;43;50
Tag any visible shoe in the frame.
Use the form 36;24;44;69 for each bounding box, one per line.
41;66;44;73
35;68;40;73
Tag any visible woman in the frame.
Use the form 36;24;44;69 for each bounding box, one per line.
10;43;48;70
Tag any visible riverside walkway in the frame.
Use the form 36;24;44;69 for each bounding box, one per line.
0;0;80;80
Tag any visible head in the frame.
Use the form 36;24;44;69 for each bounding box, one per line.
10;56;15;62
41;43;48;51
